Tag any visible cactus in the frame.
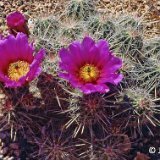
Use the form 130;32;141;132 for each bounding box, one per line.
65;0;96;20
0;1;160;159
116;87;160;136
110;29;143;58
144;37;160;56
62;92;113;137
106;15;144;59
133;38;160;92
31;128;77;160
94;134;131;160
88;15;116;39
136;56;160;92
59;17;84;40
32;17;60;52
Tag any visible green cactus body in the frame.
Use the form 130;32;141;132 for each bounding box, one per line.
67;0;96;20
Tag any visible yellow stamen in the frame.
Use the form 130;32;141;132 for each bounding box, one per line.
79;64;100;82
8;60;30;81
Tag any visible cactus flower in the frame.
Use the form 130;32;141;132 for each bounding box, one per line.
6;11;29;36
0;33;45;87
59;36;123;94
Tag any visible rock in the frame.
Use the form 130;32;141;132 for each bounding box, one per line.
134;152;150;160
0;94;5;99
0;2;4;7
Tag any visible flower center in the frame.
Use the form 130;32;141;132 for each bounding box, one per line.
79;64;100;82
8;60;30;81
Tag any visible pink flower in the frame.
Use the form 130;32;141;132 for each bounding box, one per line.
0;34;4;40
6;11;29;36
59;37;123;94
0;33;45;87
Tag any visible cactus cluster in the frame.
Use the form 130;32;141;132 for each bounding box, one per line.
0;0;160;159
65;0;97;20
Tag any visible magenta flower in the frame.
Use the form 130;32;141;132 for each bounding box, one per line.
0;33;45;88
59;37;123;94
6;11;29;36
0;34;4;40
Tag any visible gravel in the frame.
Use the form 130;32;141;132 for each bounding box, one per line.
0;0;159;38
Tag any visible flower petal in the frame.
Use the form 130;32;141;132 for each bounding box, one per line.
98;73;123;85
101;56;122;74
26;49;45;81
80;83;110;94
0;33;34;65
82;36;95;51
